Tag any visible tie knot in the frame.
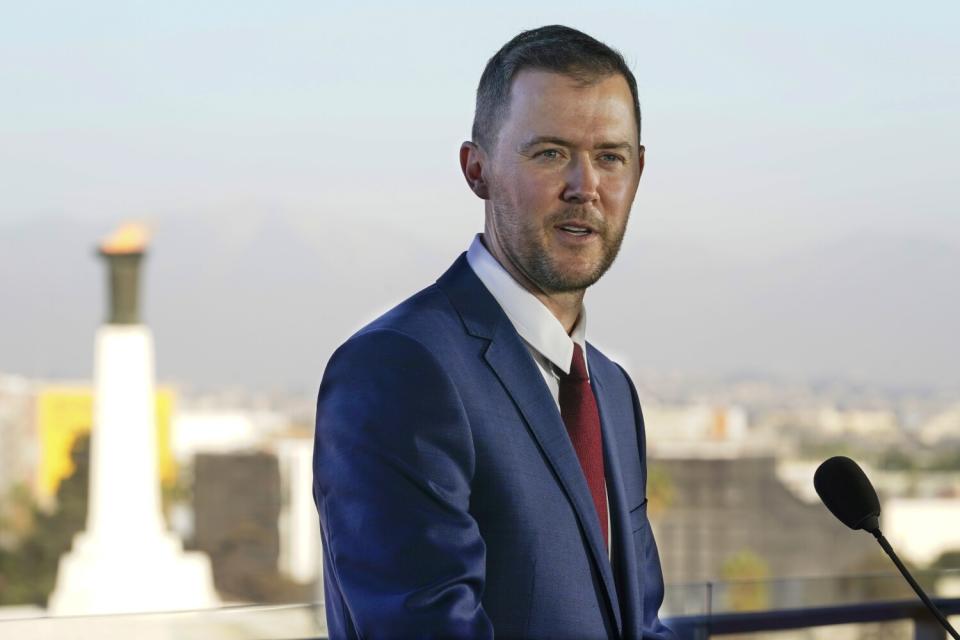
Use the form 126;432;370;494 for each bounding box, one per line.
564;343;589;382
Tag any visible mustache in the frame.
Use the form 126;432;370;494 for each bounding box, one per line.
547;208;605;230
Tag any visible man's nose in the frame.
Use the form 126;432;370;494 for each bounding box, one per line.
562;155;600;204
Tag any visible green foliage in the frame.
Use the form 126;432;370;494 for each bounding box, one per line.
646;463;675;518
872;443;960;472
931;549;960;571
0;483;36;549
721;550;771;612
797;441;858;463
0;435;89;606
837;549;934;599
876;447;916;471
928;448;960;472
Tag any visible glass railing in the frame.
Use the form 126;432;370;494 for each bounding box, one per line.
0;602;326;640
2;571;959;639
662;568;960;616
663;570;960;639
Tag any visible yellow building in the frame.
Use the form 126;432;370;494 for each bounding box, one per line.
36;385;176;499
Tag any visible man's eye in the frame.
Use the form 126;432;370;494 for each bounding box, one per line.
600;153;625;164
537;149;562;160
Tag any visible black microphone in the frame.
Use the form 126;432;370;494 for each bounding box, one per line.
814;456;960;640
814;456;881;533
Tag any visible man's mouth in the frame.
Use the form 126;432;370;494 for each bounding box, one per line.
556;224;594;237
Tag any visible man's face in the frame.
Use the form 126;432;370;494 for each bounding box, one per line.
482;69;643;293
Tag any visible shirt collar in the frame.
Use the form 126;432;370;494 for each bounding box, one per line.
466;233;587;375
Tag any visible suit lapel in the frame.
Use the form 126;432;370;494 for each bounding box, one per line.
438;255;623;636
484;326;623;637
591;355;642;639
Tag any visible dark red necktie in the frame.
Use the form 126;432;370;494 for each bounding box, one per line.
558;343;608;549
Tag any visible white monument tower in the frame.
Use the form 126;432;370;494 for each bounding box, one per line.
49;223;219;615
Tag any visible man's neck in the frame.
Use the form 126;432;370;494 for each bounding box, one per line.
479;233;584;335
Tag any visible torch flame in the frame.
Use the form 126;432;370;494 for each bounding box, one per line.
99;222;150;255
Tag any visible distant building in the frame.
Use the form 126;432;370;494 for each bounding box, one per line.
644;404;749;443
918;405;960;446
883;498;960;566
193;452;282;600
35;384;177;502
643;403;773;459
275;436;321;585
0;377;176;507
169;408;321;589
171;409;286;462
815;408;900;440
192;452;313;603
0;375;35;503
649;456;878;585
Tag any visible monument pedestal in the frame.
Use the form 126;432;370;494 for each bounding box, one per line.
49;326;218;615
49;530;217;615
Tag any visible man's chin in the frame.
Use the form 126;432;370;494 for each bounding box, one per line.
536;266;606;293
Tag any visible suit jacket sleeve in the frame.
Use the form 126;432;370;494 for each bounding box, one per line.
313;328;493;639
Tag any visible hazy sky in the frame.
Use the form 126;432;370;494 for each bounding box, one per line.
2;2;958;392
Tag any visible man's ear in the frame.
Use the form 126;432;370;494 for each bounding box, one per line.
460;141;490;200
636;144;646;180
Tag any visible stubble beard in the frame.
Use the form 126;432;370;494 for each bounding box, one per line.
491;202;628;294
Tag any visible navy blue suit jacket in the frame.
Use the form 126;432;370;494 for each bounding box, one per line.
313;254;674;639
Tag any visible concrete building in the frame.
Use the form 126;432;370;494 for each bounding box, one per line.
275;436;321;585
169;408;321;589
649;456;879;585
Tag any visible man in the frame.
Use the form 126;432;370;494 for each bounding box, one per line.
314;25;675;639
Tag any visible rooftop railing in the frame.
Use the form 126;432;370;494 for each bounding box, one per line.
1;571;958;639
664;570;960;640
0;602;327;639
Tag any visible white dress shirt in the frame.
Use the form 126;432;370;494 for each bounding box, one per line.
466;234;588;406
466;234;612;555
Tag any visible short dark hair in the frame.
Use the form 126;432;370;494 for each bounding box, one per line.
471;25;641;150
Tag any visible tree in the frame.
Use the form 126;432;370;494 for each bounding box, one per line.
721;550;770;612
0;435;89;605
646;463;675;519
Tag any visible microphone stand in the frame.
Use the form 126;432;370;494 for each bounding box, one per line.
872;529;960;640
